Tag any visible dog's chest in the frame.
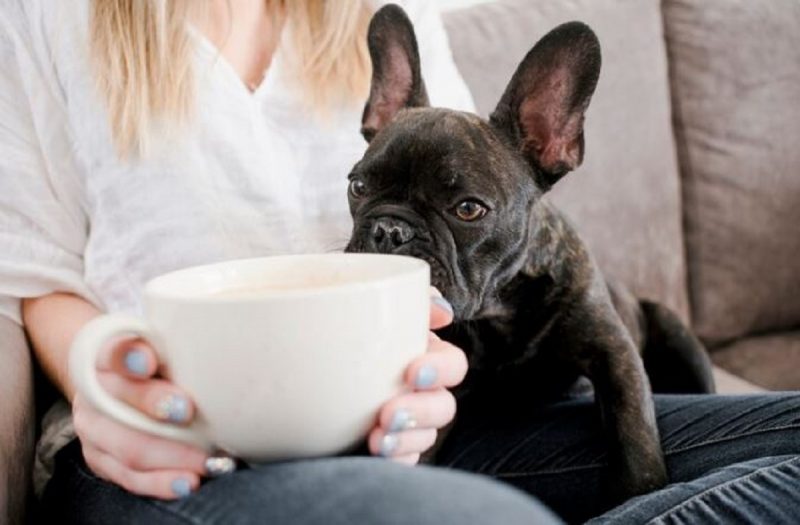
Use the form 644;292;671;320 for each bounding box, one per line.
438;304;583;403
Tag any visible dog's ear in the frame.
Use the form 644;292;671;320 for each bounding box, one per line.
490;22;600;188
361;4;429;142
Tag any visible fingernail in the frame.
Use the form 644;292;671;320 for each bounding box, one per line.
415;365;437;389
123;348;149;376
431;296;454;317
171;477;192;498
155;394;190;423
205;456;236;477
389;408;417;433
379;433;399;457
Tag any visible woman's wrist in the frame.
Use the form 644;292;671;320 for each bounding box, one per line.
22;292;101;399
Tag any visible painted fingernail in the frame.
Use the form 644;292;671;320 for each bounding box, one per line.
389;408;417;432
379;433;399;457
431;296;454;317
155;394;190;423
415;365;437;389
171;477;192;498
205;456;236;477
123;348;149;376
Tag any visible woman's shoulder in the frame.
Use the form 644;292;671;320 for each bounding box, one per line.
0;0;87;54
1;0;47;36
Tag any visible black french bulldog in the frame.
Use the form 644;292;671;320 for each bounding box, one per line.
345;4;715;502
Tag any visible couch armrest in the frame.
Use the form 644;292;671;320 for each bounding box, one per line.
0;316;34;525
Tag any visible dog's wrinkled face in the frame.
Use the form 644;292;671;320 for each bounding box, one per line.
346;109;538;317
346;5;601;319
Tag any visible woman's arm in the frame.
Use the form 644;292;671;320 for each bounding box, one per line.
22;293;101;400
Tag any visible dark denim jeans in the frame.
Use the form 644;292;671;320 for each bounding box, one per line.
40;393;800;524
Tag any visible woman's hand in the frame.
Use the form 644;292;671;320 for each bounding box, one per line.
71;340;230;500
367;289;468;463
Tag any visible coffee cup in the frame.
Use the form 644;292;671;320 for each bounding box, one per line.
69;253;430;460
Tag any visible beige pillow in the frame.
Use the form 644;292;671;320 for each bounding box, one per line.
664;0;800;346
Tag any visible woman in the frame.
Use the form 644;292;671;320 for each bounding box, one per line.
1;1;798;523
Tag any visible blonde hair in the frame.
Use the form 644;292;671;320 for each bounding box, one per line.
90;0;372;158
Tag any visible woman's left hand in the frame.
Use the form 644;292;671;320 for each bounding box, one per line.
367;289;468;464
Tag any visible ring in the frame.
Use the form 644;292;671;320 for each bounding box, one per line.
204;456;237;477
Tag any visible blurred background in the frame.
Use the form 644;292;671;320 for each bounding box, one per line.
438;0;494;9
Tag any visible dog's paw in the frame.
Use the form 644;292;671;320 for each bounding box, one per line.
612;462;669;501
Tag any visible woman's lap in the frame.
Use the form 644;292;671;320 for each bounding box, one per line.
41;393;800;524
39;439;559;525
436;393;800;523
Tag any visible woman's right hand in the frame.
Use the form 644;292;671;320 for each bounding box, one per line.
71;339;214;500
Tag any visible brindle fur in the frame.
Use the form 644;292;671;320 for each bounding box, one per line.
346;5;714;503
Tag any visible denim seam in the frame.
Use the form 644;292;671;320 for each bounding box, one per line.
662;423;800;456
492;424;800;478
71;459;201;525
645;456;800;525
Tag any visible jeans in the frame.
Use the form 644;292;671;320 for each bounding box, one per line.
40;393;800;524
39;441;558;525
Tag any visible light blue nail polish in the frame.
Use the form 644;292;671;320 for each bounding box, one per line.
167;396;189;423
156;395;190;423
389;409;414;433
171;477;192;498
415;365;437;389
123;348;149;376
379;434;399;457
432;296;454;317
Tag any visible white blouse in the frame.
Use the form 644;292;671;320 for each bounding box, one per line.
0;0;475;325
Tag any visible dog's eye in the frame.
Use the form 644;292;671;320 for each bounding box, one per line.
349;179;367;199
453;200;488;222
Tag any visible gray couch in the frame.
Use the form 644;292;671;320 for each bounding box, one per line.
2;0;797;522
0;319;34;525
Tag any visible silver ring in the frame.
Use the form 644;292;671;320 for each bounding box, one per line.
205;456;237;477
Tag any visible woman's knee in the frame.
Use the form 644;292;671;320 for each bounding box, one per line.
167;457;562;525
44;441;561;524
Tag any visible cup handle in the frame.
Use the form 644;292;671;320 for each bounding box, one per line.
69;314;212;450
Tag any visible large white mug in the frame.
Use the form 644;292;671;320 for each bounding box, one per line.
69;253;430;461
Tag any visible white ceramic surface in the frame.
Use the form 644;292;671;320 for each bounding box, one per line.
69;254;430;460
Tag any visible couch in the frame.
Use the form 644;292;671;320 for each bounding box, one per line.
2;0;798;522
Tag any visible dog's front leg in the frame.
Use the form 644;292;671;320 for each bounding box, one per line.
590;337;667;500
566;305;668;501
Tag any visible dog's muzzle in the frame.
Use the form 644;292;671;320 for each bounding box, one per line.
368;217;415;253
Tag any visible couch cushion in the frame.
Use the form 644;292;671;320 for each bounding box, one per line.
712;331;800;390
0;316;34;523
712;366;764;394
444;0;689;320
663;0;800;346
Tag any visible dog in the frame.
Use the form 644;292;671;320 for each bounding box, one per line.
345;4;715;501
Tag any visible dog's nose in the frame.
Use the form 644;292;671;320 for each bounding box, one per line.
371;217;415;251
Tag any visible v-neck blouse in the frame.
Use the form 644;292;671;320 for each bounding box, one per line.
0;0;475;324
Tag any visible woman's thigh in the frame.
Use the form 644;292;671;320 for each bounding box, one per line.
589;454;800;524
437;393;800;523
40;439;561;525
